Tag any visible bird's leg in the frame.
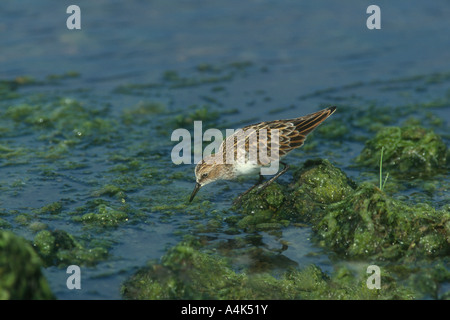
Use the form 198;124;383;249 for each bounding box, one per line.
232;173;264;206
256;162;289;193
232;162;289;206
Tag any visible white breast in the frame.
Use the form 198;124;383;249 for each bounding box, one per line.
233;160;261;176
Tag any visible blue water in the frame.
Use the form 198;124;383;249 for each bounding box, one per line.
1;0;449;299
2;1;450;90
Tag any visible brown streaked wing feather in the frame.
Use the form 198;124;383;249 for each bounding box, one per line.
261;107;336;155
219;107;336;162
291;107;336;136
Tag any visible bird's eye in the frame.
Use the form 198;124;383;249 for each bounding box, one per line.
202;173;208;178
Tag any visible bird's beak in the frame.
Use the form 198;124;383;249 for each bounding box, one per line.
189;182;201;202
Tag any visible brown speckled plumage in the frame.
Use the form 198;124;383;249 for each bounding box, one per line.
190;106;337;203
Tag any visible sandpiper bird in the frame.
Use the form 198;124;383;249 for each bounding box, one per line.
189;106;337;204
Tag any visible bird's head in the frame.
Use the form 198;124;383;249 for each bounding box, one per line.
189;159;229;202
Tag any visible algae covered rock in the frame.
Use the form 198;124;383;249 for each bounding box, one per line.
121;242;413;300
314;182;450;260
233;158;449;263
232;182;290;232
0;231;54;299
355;126;448;178
33;229;109;267
284;159;357;222
122;243;238;299
77;204;128;227
233;159;356;229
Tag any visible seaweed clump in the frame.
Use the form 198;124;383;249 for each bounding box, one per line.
33;229;109;267
121;243;412;300
231;159;357;230
355;126;448;178
0;231;54;299
233;158;450;262
314;182;450;260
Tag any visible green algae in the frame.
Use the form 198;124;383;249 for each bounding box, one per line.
14;213;32;226
314;182;449;260
0;218;11;229
234;159;357;229
0;95;119;168
285;159;357;221
28;221;48;232
355;126;448;178
0;231;54;299
112;82;164;95
229;183;290;232
45;71;80;81
39;201;63;215
299;71;450;101
316;119;349;140
171;104;221;128
0;76;37;100
232;157;449;271
161;61;252;89
121;101;167;126
0;143;29;162
121;242;413;300
74;203;129;228
33;229;109;267
92;184;126;198
406;261;450;299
